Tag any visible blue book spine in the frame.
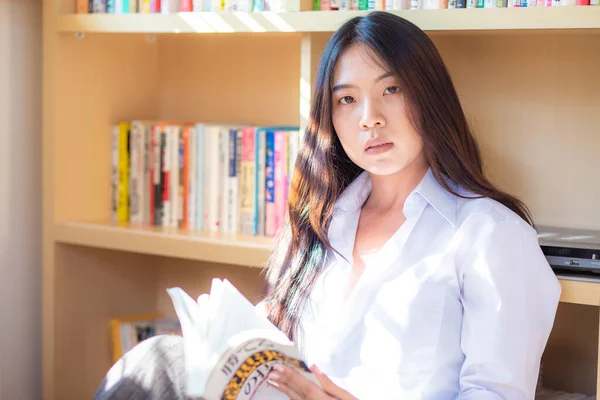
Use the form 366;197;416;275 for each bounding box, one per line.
265;130;275;228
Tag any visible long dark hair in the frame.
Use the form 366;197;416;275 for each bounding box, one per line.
264;11;533;341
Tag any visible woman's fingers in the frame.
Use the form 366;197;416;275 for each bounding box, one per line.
310;365;358;400
268;379;308;400
268;363;331;400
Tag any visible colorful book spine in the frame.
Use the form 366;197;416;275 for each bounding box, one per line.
226;128;239;234
274;131;288;236
240;127;256;236
117;122;130;222
181;0;194;10
265;130;276;237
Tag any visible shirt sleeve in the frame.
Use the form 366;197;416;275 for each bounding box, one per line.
457;219;562;399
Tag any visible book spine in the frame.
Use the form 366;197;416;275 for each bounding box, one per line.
195;124;204;231
206;127;221;233
160;128;170;227
226;129;238;234
179;127;188;229
265;131;276;237
234;130;242;233
184;126;193;230
129;121;141;224
149;124;155;225
152;125;162;226
240;127;256;236
170;126;180;228
219;129;229;233
93;0;107;12
181;0;194;10
274;131;287;235
142;123;151;225
140;0;152;12
111;125;119;222
255;129;266;236
117;122;130;222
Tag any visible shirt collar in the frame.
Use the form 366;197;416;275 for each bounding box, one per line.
332;167;457;227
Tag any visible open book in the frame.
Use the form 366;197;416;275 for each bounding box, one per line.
167;279;318;400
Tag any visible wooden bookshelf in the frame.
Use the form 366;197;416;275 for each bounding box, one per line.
55;8;600;34
54;221;274;267
42;3;600;400
559;276;600;306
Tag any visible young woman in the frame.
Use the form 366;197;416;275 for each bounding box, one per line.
94;11;561;400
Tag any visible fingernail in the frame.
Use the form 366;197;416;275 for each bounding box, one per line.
267;379;279;388
269;372;280;380
272;364;284;372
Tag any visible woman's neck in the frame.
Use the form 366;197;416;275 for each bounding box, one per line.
364;158;429;213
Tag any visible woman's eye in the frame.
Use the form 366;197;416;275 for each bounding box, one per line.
384;86;400;95
339;96;355;105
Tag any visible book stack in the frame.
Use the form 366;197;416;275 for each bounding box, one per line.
111;121;301;238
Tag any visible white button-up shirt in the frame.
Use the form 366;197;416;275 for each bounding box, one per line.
298;168;561;400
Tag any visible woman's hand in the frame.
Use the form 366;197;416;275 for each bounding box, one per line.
268;363;358;400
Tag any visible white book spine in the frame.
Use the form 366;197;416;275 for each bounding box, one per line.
206;126;221;233
411;0;422;9
193;0;204;10
170;126;181;228
195;124;204;231
220;129;231;234
188;126;196;231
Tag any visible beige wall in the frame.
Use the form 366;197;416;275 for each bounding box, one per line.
0;0;42;398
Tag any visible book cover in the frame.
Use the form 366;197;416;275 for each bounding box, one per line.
167;279;319;400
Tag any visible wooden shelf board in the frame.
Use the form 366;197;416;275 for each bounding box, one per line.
557;275;600;306
53;221;274;268
53;222;600;306
55;8;600;34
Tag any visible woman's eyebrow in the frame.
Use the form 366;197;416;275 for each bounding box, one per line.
332;72;394;93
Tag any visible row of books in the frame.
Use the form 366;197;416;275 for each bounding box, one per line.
111;121;301;237
315;0;598;9
77;0;299;13
77;0;597;12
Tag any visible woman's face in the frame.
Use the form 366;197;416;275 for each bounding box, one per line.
331;44;425;176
